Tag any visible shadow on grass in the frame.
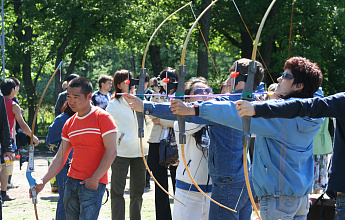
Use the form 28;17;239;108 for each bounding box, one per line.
40;196;58;202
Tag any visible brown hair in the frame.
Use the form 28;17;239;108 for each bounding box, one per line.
229;58;265;90
112;69;133;100
98;74;113;88
60;101;75;116
283;57;323;99
184;77;209;99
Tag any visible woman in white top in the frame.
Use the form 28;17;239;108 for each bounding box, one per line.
106;69;151;220
147;67;178;220
173;77;213;220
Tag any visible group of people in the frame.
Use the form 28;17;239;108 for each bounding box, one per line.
0;55;342;220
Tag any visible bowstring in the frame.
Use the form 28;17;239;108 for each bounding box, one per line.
287;0;295;59
231;0;275;84
183;153;204;204
189;4;220;78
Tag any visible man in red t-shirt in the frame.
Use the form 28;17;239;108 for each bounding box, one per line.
35;77;117;220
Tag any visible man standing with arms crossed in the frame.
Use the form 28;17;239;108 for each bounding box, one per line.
35;77;118;219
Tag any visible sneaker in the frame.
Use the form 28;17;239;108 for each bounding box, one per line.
2;194;16;202
7;183;19;190
20;149;28;153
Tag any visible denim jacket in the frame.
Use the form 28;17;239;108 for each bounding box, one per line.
197;97;323;198
144;93;250;182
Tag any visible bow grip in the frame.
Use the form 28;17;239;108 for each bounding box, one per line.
26;169;37;204
136;68;147;138
176;65;186;144
241;61;256;148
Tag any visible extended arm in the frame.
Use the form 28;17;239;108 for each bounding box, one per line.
123;93;216;125
36;139;72;194
13;104;39;146
237;93;345;119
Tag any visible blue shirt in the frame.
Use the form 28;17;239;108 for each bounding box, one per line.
91;91;111;110
197;98;323;198
144;94;250;182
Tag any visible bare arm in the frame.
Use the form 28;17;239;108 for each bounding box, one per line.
80;132;117;190
35;140;72;194
12;104;39;146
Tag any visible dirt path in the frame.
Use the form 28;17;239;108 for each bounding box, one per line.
2;152;174;220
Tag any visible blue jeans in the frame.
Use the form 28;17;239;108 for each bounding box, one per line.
335;192;345;220
209;177;253;220
55;162;69;220
63;177;106;220
260;195;309;220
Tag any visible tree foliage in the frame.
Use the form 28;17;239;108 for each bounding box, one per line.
1;0;345;130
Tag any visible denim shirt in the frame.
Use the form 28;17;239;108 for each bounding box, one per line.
198;97;323;198
144;93;250;182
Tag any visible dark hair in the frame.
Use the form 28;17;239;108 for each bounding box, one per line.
98;74;113;88
184;77;209;98
193;126;209;159
159;67;178;94
61;101;75;116
183;76;210;158
229;58;265;90
283;57;323;99
68;77;92;97
0;78;16;96
112;69;133;100
136;73;150;83
9;77;20;86
220;81;230;94
66;74;80;82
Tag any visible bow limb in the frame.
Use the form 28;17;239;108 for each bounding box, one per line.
28;61;63;220
178;0;236;213
138;3;192;206
241;1;276;219
141;1;192;69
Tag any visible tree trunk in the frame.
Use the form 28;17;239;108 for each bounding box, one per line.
260;34;274;84
54;20;76;100
149;45;162;76
22;48;37;130
240;29;253;59
197;0;212;78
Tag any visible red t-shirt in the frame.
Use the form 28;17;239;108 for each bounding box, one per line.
4;98;16;138
61;107;117;184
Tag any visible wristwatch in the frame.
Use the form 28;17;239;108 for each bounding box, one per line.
193;104;199;116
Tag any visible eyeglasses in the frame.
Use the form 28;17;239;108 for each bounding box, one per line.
193;88;213;95
281;72;294;79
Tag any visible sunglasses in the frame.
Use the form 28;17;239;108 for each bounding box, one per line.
281;72;294;79
193;88;213;95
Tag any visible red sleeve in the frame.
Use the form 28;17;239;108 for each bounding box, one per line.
98;110;117;137
61;117;72;141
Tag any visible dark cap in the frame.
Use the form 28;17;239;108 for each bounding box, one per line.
66;74;80;82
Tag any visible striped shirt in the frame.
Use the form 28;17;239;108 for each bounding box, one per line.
62;107;117;184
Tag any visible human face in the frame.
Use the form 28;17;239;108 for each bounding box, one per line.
275;69;302;97
67;87;92;117
188;82;213;102
117;79;134;94
102;80;112;92
14;86;20;96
